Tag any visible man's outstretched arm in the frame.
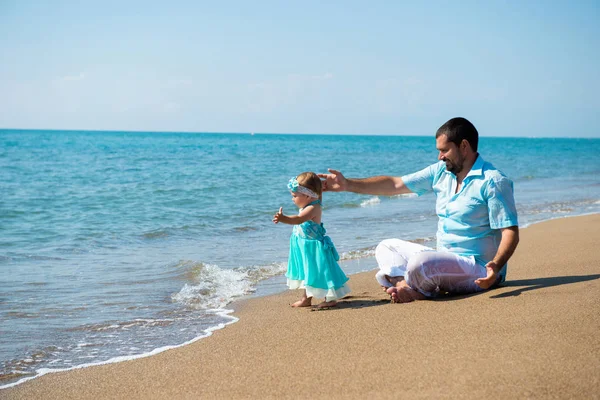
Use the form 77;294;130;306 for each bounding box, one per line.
475;226;520;289
318;168;412;196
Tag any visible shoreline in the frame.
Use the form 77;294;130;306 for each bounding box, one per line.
4;213;600;398
0;255;379;390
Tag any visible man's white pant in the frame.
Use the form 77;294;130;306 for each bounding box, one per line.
375;239;488;297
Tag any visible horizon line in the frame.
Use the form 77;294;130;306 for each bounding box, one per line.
0;127;597;140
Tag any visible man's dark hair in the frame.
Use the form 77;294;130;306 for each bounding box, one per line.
435;117;479;152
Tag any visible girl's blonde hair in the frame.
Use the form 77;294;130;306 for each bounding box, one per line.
297;171;322;201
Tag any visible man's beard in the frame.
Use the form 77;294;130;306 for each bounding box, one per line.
445;157;463;175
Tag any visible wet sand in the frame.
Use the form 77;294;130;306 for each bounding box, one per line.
4;214;600;399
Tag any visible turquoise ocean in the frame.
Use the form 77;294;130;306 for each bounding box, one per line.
1;129;599;388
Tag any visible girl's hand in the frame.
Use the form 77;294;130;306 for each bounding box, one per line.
318;168;347;192
272;207;284;224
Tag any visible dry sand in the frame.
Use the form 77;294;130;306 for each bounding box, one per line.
4;214;600;399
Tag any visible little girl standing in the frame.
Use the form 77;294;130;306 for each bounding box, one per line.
272;172;350;308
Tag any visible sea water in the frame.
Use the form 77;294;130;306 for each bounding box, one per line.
1;130;599;387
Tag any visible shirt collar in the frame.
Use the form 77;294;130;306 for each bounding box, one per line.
465;153;484;179
442;153;484;179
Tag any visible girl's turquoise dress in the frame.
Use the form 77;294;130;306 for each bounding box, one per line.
286;200;350;301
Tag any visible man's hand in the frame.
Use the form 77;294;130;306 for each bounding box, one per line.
474;261;499;289
475;227;519;290
272;207;283;224
317;169;348;192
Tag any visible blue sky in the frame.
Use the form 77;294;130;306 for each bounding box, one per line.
1;1;599;137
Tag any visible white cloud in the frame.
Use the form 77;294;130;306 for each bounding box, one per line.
247;82;271;90
403;77;422;86
164;78;193;89
163;102;181;112
242;73;336;114
60;72;86;81
247;72;334;90
288;72;334;82
375;76;422;88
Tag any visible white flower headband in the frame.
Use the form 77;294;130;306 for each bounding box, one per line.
288;177;319;199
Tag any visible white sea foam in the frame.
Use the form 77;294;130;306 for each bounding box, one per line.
339;248;376;260
360;197;381;207
171;264;254;309
244;262;287;283
394;193;418;198
171;261;287;310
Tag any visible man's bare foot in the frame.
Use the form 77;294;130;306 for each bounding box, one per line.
291;297;312;307
316;300;337;309
389;276;405;287
381;275;406;292
386;280;426;303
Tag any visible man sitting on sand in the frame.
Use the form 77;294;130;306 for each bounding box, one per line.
319;117;519;303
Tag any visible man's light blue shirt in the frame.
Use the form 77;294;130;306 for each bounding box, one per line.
401;155;519;281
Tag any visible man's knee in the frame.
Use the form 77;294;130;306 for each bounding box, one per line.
406;252;432;273
375;239;398;261
376;239;395;251
405;253;435;287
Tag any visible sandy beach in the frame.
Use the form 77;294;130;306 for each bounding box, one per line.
4;214;600;399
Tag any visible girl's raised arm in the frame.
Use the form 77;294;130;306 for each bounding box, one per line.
273;205;318;225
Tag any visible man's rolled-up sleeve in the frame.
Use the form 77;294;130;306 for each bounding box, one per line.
401;163;438;196
486;177;519;229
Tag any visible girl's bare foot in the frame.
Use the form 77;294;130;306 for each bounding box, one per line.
316;300;337;309
291;297;312;307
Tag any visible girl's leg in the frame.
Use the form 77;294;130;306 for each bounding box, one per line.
291;290;312;307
